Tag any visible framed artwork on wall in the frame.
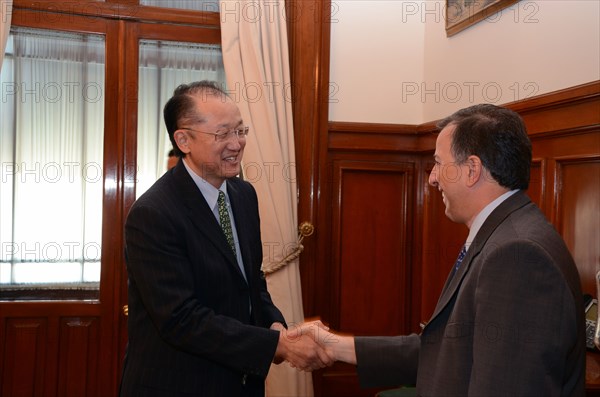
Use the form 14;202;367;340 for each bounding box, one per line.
446;0;521;37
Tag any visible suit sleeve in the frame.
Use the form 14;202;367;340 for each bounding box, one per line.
468;240;579;396
125;202;279;378
355;334;420;388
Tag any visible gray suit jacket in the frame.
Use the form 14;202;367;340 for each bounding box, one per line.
355;191;585;397
120;161;285;397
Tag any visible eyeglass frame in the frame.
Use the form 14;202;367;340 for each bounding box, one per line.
178;126;250;142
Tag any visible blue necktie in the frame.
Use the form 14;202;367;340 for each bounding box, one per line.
453;245;467;274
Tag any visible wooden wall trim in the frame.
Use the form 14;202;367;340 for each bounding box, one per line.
329;122;418;134
328;122;436;153
328;80;600;143
13;0;221;27
506;80;600;114
286;0;333;316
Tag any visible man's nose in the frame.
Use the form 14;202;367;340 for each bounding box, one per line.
428;167;438;187
226;136;243;150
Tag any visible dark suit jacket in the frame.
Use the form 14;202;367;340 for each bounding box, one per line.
355;191;585;397
120;161;285;397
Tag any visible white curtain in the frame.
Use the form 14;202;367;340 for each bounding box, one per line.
136;40;225;198
0;0;12;70
220;1;313;396
0;28;105;284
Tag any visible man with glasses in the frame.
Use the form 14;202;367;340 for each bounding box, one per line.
120;81;332;397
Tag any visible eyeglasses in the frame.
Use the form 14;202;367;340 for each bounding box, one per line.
179;126;250;142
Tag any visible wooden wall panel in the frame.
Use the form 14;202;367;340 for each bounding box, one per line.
317;364;381;397
2;318;47;397
554;157;600;296
57;317;100;397
530;126;600;297
287;0;332;318
332;161;414;335
314;156;416;397
526;159;545;214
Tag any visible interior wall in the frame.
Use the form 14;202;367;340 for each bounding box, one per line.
328;0;600;124
328;0;425;124
423;0;600;121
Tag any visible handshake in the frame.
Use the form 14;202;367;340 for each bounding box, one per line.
271;320;355;371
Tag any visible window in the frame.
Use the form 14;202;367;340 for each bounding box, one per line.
0;27;105;298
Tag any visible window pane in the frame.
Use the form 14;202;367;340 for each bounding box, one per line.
140;0;219;12
0;27;104;299
136;39;225;197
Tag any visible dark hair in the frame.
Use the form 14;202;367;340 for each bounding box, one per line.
437;104;532;190
163;81;229;157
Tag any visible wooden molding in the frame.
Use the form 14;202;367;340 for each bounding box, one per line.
328;80;600;149
505;80;600;113
13;0;221;27
328;122;436;153
287;0;333;316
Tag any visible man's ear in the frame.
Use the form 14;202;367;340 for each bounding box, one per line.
174;130;190;154
465;155;482;187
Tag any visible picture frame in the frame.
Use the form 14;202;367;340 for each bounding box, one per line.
446;0;521;37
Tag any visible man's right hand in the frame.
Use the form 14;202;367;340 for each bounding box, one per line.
274;320;335;371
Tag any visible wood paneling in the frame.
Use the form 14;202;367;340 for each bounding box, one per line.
554;156;600;296
527;158;545;213
331;160;414;335
57;318;100;397
14;0;221;27
317;362;383;397
286;0;333;319
328;122;435;153
2;319;47;397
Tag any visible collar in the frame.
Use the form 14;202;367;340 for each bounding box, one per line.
182;158;228;210
465;189;519;250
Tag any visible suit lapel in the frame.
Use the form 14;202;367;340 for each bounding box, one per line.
172;164;245;280
427;191;533;326
227;180;254;283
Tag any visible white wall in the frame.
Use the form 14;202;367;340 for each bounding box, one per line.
329;0;600;124
329;1;425;124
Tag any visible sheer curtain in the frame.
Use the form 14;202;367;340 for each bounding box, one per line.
0;28;104;286
136;40;225;198
220;1;313;395
0;0;11;69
